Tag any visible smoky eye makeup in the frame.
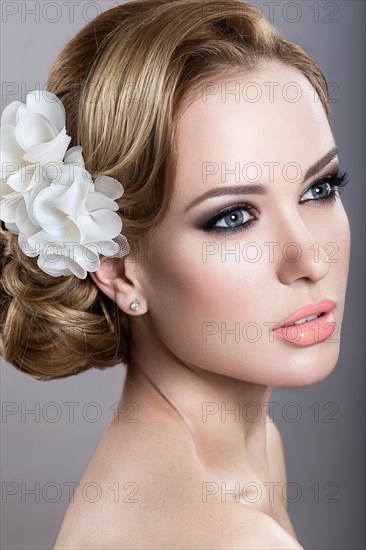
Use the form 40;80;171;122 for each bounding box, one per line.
196;202;257;235
194;167;349;236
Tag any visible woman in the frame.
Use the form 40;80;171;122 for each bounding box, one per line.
0;1;351;548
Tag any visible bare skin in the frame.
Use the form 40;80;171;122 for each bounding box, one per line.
54;60;350;549
53;370;302;549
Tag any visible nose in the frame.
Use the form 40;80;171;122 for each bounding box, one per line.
275;208;331;286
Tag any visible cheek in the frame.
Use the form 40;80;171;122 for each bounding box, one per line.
323;203;351;278
143;230;269;362
147;227;261;313
145;236;236;318
327;204;351;311
141;245;208;358
338;206;351;268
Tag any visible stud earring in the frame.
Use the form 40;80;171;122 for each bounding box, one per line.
130;299;141;311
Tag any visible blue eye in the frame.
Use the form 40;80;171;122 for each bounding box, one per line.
210;207;254;230
202;169;349;235
301;182;333;201
203;204;257;234
300;169;349;204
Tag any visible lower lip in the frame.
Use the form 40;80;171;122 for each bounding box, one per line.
274;309;337;346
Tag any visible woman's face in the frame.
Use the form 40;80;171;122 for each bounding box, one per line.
135;60;351;387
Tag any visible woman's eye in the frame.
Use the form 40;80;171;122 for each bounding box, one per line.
203;205;256;234
300;170;349;203
300;181;332;201
213;208;252;229
202;170;349;235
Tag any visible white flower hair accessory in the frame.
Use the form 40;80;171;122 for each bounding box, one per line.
0;89;130;279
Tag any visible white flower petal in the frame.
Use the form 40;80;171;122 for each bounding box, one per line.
0;190;22;223
27;229;56;250
15;111;58;151
1;101;22;126
24;179;52;227
4;221;19;233
85;249;100;265
63;260;87;278
0;124;26;178
85;191;119;213
19;230;39;257
56;246;93;278
30;188;83;241
50;178;89;218
41;264;74;278
6;165;35;192
72;245;101;273
26;90;66;134
38;252;75;278
64;146;85;168
31;186;68;231
0;177;13;195
44;163;91;191
60;225;82;244
23;130;71;164
94;175;124;200
15;199;39;235
76;210;122;242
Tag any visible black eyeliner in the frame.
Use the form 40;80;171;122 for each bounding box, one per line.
201;202;256;230
300;168;349;203
200;168;349;235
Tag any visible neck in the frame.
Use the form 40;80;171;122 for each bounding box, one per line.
124;319;273;486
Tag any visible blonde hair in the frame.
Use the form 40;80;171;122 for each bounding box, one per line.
0;0;330;380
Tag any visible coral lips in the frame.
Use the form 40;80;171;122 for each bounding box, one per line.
274;299;337;346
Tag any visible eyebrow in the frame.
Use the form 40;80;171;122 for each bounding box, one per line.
183;146;339;214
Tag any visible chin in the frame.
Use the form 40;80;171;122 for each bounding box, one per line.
270;343;341;388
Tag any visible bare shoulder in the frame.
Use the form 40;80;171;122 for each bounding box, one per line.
53;411;297;550
54;492;303;549
211;504;304;549
53;406;201;548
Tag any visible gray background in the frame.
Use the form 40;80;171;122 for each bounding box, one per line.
1;1;365;549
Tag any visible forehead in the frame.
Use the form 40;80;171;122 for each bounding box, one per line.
174;60;333;189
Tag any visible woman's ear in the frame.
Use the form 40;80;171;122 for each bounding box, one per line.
89;254;147;316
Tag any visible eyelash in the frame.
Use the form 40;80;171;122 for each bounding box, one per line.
202;169;350;235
